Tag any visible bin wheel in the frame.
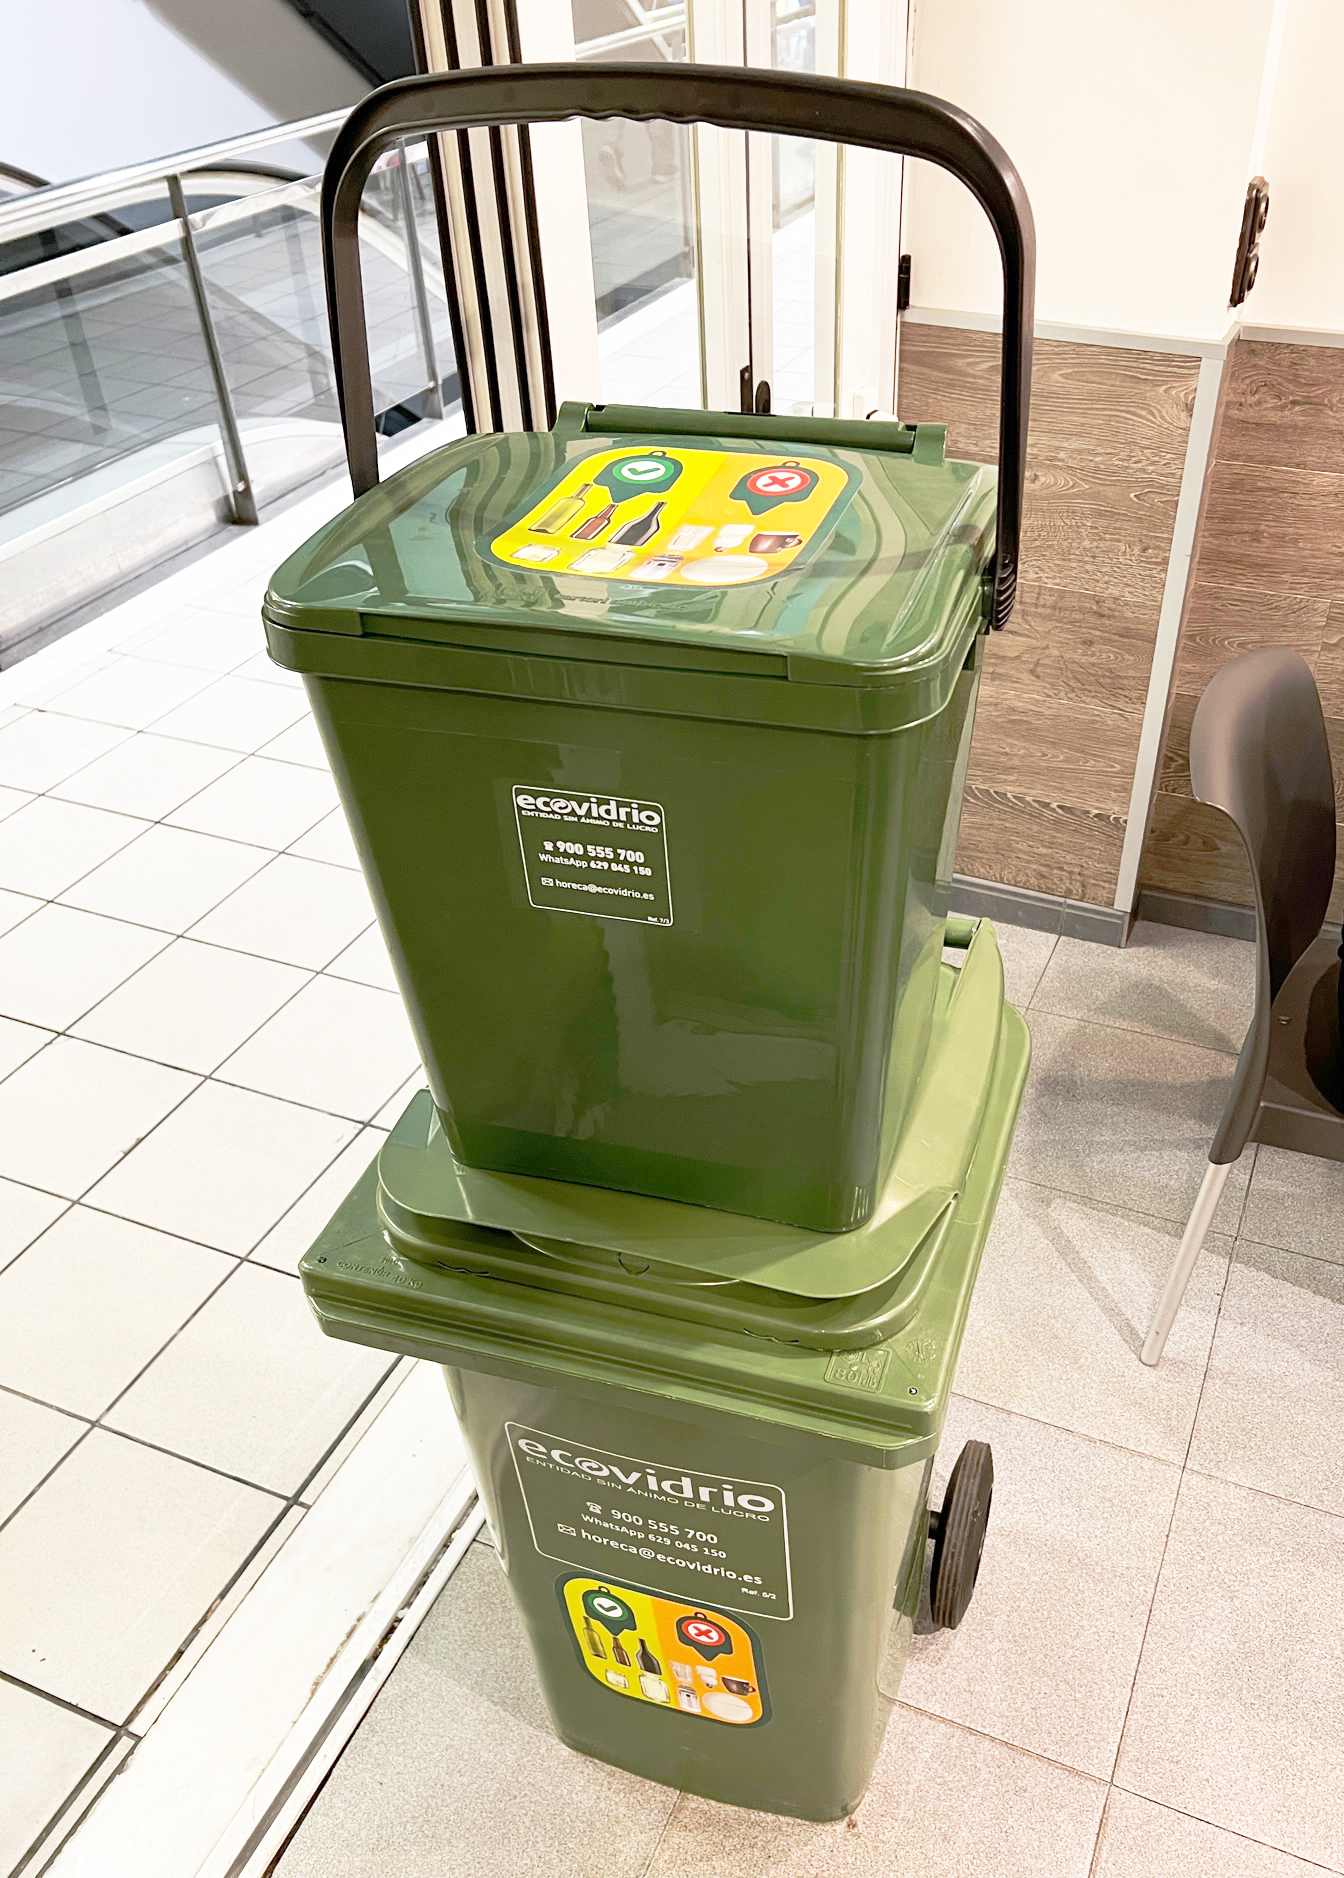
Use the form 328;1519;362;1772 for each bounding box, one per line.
929;1440;993;1630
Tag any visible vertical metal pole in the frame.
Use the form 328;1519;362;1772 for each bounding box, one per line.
167;173;258;525
394;142;444;420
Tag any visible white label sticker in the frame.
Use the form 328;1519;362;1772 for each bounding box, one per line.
512;785;673;926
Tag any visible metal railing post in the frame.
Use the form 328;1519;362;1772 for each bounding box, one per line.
167;173;259;525
393;143;444;420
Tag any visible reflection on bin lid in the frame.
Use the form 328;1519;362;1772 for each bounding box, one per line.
263;403;996;689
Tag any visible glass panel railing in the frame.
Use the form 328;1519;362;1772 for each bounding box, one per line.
0;234;229;519
0;134;460;529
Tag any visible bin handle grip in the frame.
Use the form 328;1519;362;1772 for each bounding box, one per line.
321;63;1034;629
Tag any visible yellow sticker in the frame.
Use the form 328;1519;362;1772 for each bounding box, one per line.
491;446;854;588
562;1577;767;1725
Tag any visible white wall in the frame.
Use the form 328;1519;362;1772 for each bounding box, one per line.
904;0;1280;340
1;0;361;184
1242;0;1344;332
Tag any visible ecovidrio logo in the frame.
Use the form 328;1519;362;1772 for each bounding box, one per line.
506;1423;794;1621
514;790;663;830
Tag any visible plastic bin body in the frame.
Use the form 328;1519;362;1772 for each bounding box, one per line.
445;1366;928;1820
266;406;995;1232
299;930;1030;1819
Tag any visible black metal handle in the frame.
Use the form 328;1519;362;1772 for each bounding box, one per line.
321;63;1034;628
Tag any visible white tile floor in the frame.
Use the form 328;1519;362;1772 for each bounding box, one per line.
9;315;1341;1878
0;424;464;1877
274;919;1344;1878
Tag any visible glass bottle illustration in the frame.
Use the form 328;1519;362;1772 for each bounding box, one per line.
612;1637;631;1667
529;481;592;534
611;500;667;549
571;498;618;541
636;1639;668;1703
581;1617;607;1659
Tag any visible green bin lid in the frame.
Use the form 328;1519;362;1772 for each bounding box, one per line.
299;941;1031;1466
263;403;996;692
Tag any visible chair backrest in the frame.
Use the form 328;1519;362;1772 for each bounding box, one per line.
1190;647;1336;1162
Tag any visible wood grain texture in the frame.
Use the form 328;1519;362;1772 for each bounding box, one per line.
1217;340;1344;475
1018;461;1179;608
956;787;1126;906
1138;339;1344;910
1314;598;1344;717
1196;460;1344;599
899;324;1197;907
983;580;1156;715
1172;581;1328;696
967;679;1141;817
1141;793;1255;906
898;325;1199;472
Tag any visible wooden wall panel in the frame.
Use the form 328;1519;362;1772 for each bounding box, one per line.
1137;340;1344;922
898;324;1199;904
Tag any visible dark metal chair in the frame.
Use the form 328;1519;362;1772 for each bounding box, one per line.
1142;647;1344;1365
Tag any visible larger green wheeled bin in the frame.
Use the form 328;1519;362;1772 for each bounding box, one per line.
285;63;1035;1822
303;913;1029;1822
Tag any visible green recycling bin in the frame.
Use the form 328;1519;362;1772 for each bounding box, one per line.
266;402;993;1232
284;63;1035;1821
263;64;1031;1243
303;915;1029;1821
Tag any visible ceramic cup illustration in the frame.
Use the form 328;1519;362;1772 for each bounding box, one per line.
681;554;769;586
668;523;712;551
572;546;634;574
721;1677;756;1696
748;531;803;555
713;523;753;549
701;1690;754;1723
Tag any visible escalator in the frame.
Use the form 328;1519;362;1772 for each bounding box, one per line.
0;127;460;656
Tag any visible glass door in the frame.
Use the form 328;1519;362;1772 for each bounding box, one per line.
460;0;912;425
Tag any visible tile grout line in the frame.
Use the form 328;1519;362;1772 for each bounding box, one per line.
1100;1208;1236;1795
0;1666;137;1736
894;1695;1112;1787
117;1357;405;1735
633;1791;690;1878
1103;1778;1344;1874
19;1730;139;1878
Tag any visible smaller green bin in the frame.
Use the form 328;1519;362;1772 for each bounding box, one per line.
265;401;995;1234
301;920;1029;1821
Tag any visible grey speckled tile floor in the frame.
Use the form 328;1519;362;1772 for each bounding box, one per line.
277;920;1344;1878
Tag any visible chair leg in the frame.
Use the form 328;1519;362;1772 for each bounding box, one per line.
1140;1159;1235;1368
